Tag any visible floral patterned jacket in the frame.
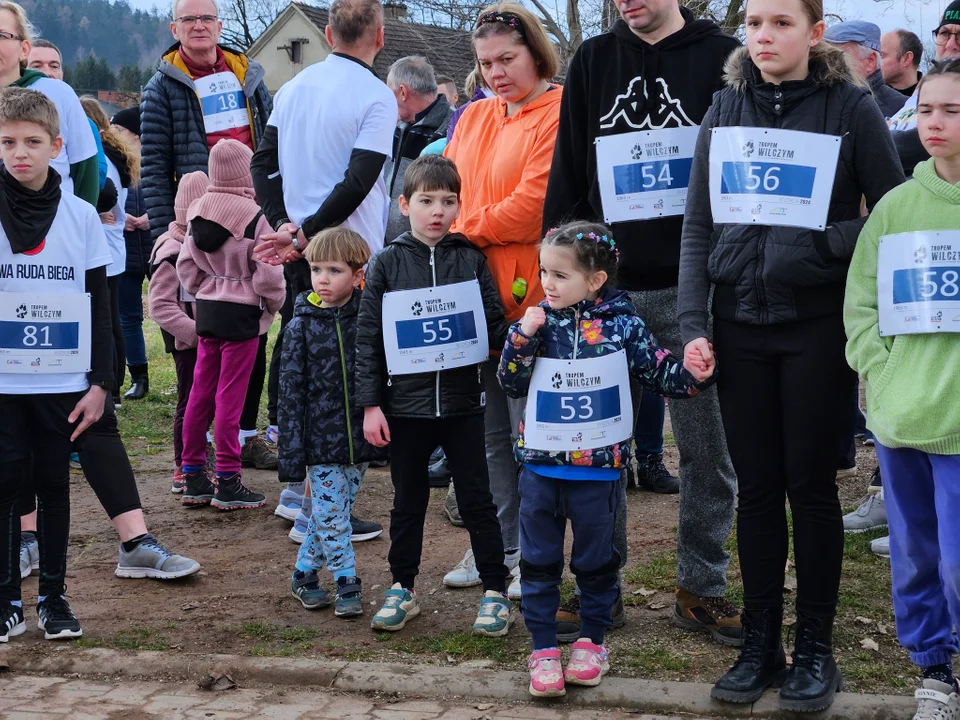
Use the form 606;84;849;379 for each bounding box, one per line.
497;288;714;470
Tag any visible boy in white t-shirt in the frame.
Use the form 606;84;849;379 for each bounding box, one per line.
0;88;113;642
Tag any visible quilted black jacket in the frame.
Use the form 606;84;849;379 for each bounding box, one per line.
141;43;272;240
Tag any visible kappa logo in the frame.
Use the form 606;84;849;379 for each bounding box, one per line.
915;246;928;264
599;77;695;130
631;143;643;160
15;304;26;319
551;372;563;389
411;301;423;316
742;141;755;158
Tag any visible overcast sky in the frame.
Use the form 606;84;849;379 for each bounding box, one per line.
130;0;948;42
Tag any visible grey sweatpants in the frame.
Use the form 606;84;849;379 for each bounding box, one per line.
629;286;737;597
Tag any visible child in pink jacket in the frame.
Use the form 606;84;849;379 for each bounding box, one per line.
148;171;209;494
176;140;284;511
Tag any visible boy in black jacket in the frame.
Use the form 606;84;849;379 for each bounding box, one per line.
356;156;511;635
278;227;385;618
0;88;114;641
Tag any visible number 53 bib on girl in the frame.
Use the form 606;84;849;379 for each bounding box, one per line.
381;280;489;375
523;351;633;452
877;230;960;336
0;292;91;374
709;127;841;230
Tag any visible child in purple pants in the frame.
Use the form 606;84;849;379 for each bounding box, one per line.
176;140;284;511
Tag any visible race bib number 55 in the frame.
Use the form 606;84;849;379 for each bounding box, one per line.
0;292;91;373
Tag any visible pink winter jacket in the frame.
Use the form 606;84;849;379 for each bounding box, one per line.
149;222;197;351
177;189;285;340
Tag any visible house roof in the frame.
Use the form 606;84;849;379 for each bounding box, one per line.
292;3;476;89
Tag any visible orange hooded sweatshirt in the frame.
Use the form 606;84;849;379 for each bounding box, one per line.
445;86;562;323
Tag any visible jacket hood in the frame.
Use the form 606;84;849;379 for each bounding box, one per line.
12;68;47;88
159;42;265;93
610;6;728;51
293;288;362;320
390;231;477;253
542;287;635;319
915;158;960;204
188;191;261;251
150;229;184;266
724;43;861;92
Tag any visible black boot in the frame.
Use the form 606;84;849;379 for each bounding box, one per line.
711;607;788;704
124;364;149;400
779;613;843;712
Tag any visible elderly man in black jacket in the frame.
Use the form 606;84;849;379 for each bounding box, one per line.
141;0;272;241
824;21;906;119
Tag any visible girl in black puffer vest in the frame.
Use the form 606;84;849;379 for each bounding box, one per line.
676;0;904;712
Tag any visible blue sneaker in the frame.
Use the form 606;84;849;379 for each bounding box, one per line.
291;570;330;610
289;510;308;544
275;487;305;522
335;576;364;618
472;590;515;637
863;429;876;446
371;584;419;631
265;425;279;446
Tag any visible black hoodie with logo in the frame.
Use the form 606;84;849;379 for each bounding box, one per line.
542;9;739;291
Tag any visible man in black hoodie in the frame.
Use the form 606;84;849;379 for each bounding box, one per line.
542;0;741;646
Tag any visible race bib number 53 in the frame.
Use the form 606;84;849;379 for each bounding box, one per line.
0;292;91;373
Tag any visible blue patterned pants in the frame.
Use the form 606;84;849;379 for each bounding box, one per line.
295;463;368;579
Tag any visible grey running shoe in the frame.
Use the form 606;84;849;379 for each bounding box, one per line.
843;494;888;533
115;534;201;580
444;482;464;527
19;533;38;579
870;535;890;557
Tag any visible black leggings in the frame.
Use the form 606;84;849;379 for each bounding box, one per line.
20;395;142;520
0;392;82;602
109;275;126;394
714;314;853;619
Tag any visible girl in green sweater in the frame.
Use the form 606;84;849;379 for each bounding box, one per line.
844;58;960;720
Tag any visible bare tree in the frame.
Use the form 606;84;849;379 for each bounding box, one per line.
219;0;284;49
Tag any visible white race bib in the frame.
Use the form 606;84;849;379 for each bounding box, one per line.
709;127;841;230
0;292;91;374
382;280;489;375
877;230;960;336
194;72;248;135
179;284;196;304
523;351;633;452
595;126;700;223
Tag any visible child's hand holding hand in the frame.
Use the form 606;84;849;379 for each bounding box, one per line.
520;306;546;337
364;406;391;447
683;337;716;383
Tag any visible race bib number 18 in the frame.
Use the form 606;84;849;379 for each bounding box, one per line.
709;127;841;230
194;72;248;136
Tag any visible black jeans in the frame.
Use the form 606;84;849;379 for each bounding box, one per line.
20;395;142;520
387;414;507;591
714;314;853;619
268;260;311;426
0;392;82;602
240;334;268;431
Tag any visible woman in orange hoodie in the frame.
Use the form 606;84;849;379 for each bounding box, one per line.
442;1;562;600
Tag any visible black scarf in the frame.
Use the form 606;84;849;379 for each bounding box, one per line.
0;165;61;255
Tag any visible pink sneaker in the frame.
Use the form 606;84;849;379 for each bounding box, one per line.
563;638;609;687
528;648;565;697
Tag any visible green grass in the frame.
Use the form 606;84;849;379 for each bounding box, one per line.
621;645;691;674
110;627;170;651
386;631;525;665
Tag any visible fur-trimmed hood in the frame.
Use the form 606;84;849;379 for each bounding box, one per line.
723;44;865;92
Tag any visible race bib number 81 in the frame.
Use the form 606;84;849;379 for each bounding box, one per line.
0;292;91;373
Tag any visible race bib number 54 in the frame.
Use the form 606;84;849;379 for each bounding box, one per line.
0;292;91;373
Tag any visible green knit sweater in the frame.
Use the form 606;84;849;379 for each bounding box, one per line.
844;158;960;455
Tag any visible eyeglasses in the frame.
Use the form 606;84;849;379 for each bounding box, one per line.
934;28;960;46
176;15;218;26
0;31;24;42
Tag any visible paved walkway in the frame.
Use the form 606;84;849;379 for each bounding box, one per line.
0;674;707;720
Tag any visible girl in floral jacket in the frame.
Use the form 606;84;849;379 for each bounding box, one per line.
497;221;712;698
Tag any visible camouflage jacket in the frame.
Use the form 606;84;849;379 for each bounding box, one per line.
278;289;387;482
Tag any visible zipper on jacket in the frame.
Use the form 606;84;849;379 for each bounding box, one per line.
754;86;784;324
335;308;355;465
431;247;441;417
566;308;582;464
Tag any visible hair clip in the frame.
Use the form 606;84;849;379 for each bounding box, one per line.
476;11;526;38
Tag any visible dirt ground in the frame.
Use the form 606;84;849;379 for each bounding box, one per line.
10;413;896;690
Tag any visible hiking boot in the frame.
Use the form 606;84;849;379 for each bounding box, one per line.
19;532;38;579
0;603;25;642
636;454;679;494
291;570;330;610
472;591;515;637
428;451;452;488
564;638;610;687
371;584;419;631
350;515;383;542
444;482;464;527
913;679;960;720
843;494;888;533
711;607;787;704
779;613;843;712
556;590;626;644
240;436;278;470
212;473;266;511
335;576;363;618
37;596;83;640
673;589;743;647
171;466;185;494
274;486;305;522
181;469;215;506
871;535;891;557
115;533;201;580
528;648;565;697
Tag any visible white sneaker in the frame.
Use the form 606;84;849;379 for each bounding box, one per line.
444;549;481;587
870;535;890;557
507;565;522;601
914;679;960;720
843;494;888;533
836;465;858;480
